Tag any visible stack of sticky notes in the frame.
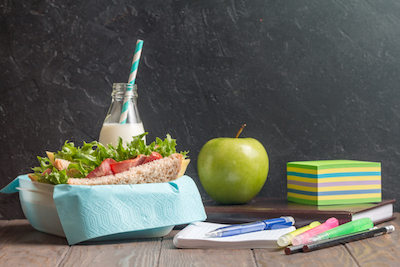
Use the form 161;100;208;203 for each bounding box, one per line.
287;160;381;205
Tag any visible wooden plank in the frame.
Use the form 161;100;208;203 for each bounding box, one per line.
0;220;10;229
158;230;257;267
59;238;162;267
344;214;400;266
254;245;358;267
0;220;70;267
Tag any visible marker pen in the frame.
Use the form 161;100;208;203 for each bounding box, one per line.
277;221;321;247
291;217;339;246
308;217;374;243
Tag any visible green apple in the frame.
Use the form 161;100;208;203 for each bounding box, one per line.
197;125;269;204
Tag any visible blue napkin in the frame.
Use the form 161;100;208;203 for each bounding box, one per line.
1;175;207;245
0;175;24;193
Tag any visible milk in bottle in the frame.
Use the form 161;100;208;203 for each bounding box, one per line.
99;83;145;146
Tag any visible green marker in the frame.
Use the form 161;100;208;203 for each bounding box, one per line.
308;217;374;243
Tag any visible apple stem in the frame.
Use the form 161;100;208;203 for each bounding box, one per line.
235;124;246;138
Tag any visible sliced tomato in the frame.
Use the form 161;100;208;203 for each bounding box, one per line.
86;158;116;178
142;152;163;164
110;154;147;174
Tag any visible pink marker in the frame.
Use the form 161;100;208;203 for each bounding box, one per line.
291;217;339;246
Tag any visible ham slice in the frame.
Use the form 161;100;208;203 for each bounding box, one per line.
86;158;116;178
110;154;148;174
142;152;163;164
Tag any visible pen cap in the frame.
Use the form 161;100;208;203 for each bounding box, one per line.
325;217;339;228
277;234;291;247
285;216;295;225
263;216;295;230
271;220;295;230
324;217;374;239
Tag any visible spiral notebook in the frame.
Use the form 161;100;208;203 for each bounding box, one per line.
173;221;296;249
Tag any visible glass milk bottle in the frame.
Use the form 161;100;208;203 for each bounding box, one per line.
99;83;145;146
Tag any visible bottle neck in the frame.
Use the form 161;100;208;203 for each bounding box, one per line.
112;83;138;101
103;83;142;124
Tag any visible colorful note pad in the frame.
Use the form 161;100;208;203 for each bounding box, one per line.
287;160;381;205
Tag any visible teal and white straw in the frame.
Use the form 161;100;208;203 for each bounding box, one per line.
119;39;144;124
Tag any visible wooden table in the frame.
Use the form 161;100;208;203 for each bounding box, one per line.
1;213;399;267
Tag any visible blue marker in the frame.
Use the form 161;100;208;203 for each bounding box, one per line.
205;217;295;238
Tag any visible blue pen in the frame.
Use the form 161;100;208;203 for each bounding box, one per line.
205;217;295;237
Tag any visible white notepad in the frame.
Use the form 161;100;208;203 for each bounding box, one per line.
173;221;296;249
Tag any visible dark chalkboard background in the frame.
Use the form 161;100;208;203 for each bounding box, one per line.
1;0;400;219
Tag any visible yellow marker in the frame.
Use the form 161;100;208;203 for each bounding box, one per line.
277;221;321;247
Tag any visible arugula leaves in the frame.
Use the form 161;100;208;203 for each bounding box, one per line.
31;133;188;185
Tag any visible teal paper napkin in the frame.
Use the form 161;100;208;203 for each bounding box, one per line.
0;175;24;193
1;175;207;245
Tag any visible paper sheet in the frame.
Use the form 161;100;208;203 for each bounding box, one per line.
173;222;296;249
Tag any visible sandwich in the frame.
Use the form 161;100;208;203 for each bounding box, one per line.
29;133;189;185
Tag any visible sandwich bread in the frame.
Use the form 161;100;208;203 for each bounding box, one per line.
67;153;188;186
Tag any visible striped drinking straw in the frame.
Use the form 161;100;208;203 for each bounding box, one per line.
119;39;144;124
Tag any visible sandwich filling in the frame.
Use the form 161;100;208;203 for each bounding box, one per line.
29;133;188;185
